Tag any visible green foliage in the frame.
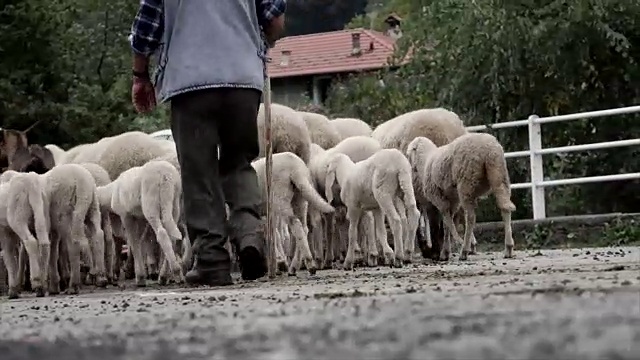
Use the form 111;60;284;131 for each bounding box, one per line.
0;0;151;148
328;0;640;220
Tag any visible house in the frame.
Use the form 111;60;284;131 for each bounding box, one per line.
268;15;404;107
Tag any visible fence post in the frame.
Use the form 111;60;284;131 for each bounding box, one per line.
528;114;546;219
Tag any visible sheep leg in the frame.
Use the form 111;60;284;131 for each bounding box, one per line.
361;212;378;267
147;218;183;284
322;213;335;269
393;197;412;264
502;210;515;258
101;210;116;283
291;216;316;275
12;225;45;296
48;233;61;295
372;209;394;265
0;229;21;299
373;191;404;268
123;216;147;287
288;244;301;276
344;207;363;270
57;230;71;291
71;212;94;287
16;243;26;291
159;209;185;283
440;210;464;262
140;225;158;280
86;202;107;287
458;203;477;261
274;225;288;273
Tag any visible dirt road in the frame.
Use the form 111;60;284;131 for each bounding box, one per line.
1;247;639;359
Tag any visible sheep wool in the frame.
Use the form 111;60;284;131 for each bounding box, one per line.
44;144;66;166
298;111;341;150
0;171;50;299
41;164;108;294
372;108;467;153
257;103;312;164
406;133;516;261
325;149;420;269
327;135;381;163
330;118;373;140
252;152;334;275
97;160;184;287
78;163;117;283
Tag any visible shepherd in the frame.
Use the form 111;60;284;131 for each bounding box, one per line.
129;0;287;286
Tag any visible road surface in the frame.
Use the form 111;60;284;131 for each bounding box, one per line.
1;247;639;359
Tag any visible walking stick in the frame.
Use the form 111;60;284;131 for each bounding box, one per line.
263;61;277;279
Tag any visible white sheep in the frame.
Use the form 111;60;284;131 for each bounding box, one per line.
373;108;468;258
257;103;312;163
298;111;341;150
373;107;467;154
308;136;382;267
406;134;516;261
330;118;373;140
324;149;420;269
310;143;325;159
37;164;107;294
251;152;335;275
0;172;50;298
78;163;117;283
97;160;184;287
327;135;382;162
44;144;66;166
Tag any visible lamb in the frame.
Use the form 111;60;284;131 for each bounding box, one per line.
324;149;420;269
96;160;184;287
330;118;373;140
251;152;335;275
373;108;468;259
257;103;312;163
406;134;516;261
78;163;117;283
298;111;341;150
310;143;325;159
309;135;382;267
37;164;108;294
373;108;467;154
0;172;50;299
44;144;66;166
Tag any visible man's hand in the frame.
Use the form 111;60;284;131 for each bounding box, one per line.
132;76;156;114
264;14;285;47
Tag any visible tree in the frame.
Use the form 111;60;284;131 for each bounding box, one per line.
327;0;640;220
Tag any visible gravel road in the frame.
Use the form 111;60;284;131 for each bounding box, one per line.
1;247;639;360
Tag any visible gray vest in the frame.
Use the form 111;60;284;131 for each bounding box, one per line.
153;0;266;103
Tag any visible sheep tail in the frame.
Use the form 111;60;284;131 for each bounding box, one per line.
486;153;516;212
157;173;183;240
25;176;49;245
291;166;334;214
324;158;338;204
397;166;418;210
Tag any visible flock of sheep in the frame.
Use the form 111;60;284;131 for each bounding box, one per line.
0;104;515;299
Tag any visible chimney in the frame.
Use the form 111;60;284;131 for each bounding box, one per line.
280;50;291;66
351;32;361;55
384;13;403;39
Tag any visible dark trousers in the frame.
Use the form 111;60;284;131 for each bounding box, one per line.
171;87;264;272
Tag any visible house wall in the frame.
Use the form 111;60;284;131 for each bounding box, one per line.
270;77;312;107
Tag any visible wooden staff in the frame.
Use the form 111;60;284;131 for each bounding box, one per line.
263;62;277;279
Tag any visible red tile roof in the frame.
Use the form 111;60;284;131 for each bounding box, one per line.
267;28;399;79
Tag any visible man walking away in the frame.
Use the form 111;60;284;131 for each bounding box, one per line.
129;0;286;286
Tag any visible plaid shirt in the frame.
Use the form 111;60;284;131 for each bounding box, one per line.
130;0;286;57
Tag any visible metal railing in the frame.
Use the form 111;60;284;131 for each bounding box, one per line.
465;105;640;220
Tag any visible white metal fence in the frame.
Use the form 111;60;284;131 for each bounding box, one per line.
465;105;640;220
